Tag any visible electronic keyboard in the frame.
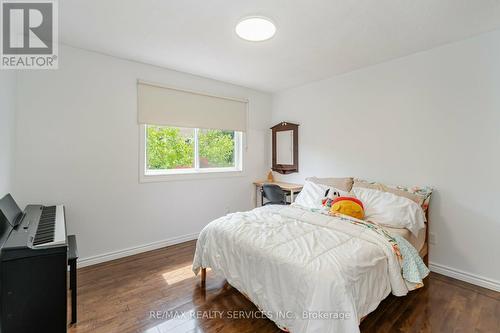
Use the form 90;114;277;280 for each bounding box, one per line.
0;194;68;333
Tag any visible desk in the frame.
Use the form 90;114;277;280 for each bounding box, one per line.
253;180;303;207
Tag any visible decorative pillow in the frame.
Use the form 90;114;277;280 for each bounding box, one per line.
353;179;432;214
322;188;352;208
352;187;426;236
329;197;365;220
306;177;354;192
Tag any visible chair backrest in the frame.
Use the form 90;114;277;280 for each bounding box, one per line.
262;184;286;205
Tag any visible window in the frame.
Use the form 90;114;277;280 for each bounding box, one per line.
137;81;247;181
142;125;242;178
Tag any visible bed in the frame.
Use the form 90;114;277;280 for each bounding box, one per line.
193;179;431;333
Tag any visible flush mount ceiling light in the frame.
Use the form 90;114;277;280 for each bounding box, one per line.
235;16;276;42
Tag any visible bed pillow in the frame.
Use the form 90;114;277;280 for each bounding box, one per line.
352;187;426;236
295;181;348;209
353;179;433;214
306;177;354;192
294;181;330;209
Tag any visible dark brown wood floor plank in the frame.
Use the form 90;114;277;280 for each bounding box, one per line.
68;240;500;333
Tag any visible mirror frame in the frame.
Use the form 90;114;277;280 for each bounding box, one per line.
271;122;299;174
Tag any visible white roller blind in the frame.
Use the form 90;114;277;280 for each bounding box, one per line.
137;81;248;132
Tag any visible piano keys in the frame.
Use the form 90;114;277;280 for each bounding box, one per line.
27;204;67;248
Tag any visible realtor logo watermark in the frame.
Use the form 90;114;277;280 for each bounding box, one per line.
1;0;58;69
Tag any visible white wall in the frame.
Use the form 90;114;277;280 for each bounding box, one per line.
0;72;16;197
14;45;272;262
273;30;500;287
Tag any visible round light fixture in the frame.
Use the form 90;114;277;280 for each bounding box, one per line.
235;16;276;42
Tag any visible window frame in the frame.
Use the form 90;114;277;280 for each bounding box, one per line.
139;125;244;183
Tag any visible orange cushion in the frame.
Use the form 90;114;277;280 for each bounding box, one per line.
330;197;365;220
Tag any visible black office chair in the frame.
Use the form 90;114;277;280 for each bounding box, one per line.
262;184;287;206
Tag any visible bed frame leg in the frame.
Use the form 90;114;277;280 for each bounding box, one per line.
201;268;206;288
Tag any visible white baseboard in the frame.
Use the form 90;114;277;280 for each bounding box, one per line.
77;232;199;268
429;262;500;292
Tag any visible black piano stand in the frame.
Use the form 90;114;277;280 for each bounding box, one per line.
68;235;78;325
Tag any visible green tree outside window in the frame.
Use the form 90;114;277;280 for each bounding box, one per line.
146;126;194;169
146;126;236;170
199;129;235;168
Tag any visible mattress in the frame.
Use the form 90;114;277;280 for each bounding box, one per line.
384;224;426;252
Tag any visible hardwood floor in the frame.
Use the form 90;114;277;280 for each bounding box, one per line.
68;240;499;333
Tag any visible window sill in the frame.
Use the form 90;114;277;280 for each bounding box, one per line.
139;169;244;183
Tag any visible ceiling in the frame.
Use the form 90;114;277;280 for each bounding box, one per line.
60;0;500;92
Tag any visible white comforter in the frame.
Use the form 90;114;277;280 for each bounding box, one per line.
193;205;411;333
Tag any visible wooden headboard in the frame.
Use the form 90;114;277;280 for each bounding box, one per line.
421;204;430;265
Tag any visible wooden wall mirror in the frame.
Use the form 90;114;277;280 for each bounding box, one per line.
271;122;299;174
